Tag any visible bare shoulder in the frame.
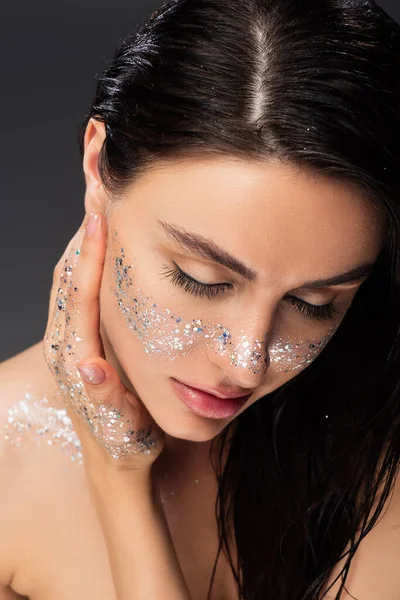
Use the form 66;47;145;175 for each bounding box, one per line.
0;342;59;456
0;344;120;600
0;342;63;590
321;469;400;600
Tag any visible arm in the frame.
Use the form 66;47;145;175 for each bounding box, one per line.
89;472;192;600
42;211;191;600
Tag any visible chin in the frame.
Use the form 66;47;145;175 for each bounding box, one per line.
161;423;225;443
147;404;231;443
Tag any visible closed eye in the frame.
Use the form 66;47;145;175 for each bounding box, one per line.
160;263;343;322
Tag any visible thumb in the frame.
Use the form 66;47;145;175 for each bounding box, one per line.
77;357;126;410
75;357;163;463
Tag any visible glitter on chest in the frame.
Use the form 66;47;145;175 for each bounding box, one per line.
3;391;83;464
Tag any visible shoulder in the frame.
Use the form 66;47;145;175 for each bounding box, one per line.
0;342;68;588
0;342;61;457
321;469;400;599
0;346;114;600
0;344;44;585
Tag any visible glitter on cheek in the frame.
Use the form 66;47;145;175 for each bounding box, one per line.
269;329;336;372
110;230;339;376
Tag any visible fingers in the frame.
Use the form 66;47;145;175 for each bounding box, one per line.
44;216;87;338
43;216;88;377
76;356;164;464
68;212;107;361
42;210;165;467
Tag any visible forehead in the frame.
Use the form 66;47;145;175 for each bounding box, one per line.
120;156;385;281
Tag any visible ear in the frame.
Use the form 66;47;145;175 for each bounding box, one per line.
82;117;109;214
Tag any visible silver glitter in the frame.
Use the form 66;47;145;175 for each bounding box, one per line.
110;230;338;376
42;238;161;461
3;391;83;464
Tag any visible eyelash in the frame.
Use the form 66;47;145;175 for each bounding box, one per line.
161;264;342;323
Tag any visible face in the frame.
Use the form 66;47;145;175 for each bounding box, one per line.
85;134;385;444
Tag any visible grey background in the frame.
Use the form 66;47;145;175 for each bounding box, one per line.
0;0;399;362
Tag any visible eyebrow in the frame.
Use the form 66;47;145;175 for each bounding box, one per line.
158;220;375;292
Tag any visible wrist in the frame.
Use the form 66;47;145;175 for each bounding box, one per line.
86;460;153;500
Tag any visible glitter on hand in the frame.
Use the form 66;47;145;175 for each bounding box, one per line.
42;243;160;461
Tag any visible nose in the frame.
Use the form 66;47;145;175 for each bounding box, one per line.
206;319;271;389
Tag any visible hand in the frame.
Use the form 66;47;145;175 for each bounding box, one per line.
42;211;165;478
42;213;192;600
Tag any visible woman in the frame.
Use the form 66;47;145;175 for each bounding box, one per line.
1;0;399;598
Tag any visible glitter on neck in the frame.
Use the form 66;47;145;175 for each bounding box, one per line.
3;391;83;465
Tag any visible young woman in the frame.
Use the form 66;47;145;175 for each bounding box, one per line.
1;0;399;598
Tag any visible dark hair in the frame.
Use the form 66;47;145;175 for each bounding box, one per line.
77;1;400;598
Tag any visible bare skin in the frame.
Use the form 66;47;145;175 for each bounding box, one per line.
0;118;397;599
0;342;237;600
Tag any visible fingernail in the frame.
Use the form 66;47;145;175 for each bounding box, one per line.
78;364;106;385
86;213;100;237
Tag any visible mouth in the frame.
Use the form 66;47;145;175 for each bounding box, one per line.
170;378;252;420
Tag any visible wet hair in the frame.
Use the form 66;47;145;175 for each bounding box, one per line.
77;1;400;598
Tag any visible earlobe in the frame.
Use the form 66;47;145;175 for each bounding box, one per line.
83;118;108;213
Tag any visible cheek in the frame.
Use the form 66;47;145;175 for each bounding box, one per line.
99;250;169;391
106;230;339;378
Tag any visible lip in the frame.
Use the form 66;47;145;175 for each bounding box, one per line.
176;379;252;400
170;378;251;420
